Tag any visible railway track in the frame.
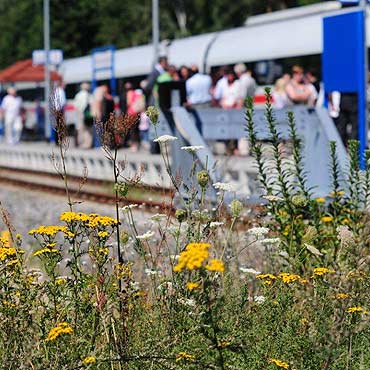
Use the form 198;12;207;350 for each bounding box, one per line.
0;166;174;213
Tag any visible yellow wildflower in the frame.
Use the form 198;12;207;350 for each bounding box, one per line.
335;293;349;300
174;243;211;272
33;248;59;257
98;231;109;239
313;267;335;277
55;277;67;285
6;258;19;267
98;247;109;255
270;358;290;369
329;190;345;198
321;216;333;223
346;306;368;314
87;214;118;228
205;259;224;273
82;356;96;365
29;225;68;237
46;322;73;341
315;197;325;204
186;282;200;291
60;211;91;223
217;341;231;348
256;274;277;285
278;272;301;284
0;246;17;261
176;351;195;362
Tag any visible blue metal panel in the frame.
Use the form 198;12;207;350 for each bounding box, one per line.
323;10;365;93
323;10;367;167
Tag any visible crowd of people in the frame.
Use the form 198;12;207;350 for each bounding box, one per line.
0;58;357;151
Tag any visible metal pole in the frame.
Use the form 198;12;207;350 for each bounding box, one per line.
152;0;159;64
43;0;51;140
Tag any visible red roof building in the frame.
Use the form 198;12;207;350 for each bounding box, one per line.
0;59;61;83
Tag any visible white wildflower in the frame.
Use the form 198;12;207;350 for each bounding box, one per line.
261;238;280;246
122;204;138;213
305;243;323;256
170;254;180;260
213;182;237;192
157;281;173;291
181;145;204;153
262;194;283;202
209;221;224;228
136;230;155;240
178;298;196;307
239;267;261;275
150;213;167;222
279;251;289;258
153;135;178;143
254;295;266;304
144;268;160;276
337;225;355;248
130;281;140;290
247;227;269;237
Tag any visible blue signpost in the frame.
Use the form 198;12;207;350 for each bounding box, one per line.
323;9;367;166
91;45;116;147
91;45;116;96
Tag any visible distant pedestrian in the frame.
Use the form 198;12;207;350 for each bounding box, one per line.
179;65;191;81
213;66;228;105
186;65;212;108
127;87;145;152
119;82;133;115
234;63;257;103
0;87;22;144
101;85;115;123
74;82;93;149
143;56;168;106
336;93;358;145
285;65;312;105
272;78;291;109
220;69;242;109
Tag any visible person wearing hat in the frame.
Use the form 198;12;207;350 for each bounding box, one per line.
285;65;312;105
0;87;22;144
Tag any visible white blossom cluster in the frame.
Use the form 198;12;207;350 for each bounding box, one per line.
122;204;138;213
247;227;270;237
136;230;155;240
153;135;178;143
239;267;261;275
213;182;237;192
209;221;224;228
181;145;204;153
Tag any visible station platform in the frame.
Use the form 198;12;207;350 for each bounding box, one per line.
0;141;257;195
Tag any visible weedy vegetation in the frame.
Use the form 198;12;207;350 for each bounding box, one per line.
0;90;369;369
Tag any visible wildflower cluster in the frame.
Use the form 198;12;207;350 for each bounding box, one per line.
45;322;73;341
28;225;69;237
173;243;211;272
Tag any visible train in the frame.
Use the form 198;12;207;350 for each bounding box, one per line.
2;1;360;129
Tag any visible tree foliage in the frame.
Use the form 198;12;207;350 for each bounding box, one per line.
0;0;321;69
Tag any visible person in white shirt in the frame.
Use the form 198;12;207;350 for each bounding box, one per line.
213;66;228;104
186;65;212;107
0;87;22;144
234;63;256;104
73;82;92;149
220;70;243;109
